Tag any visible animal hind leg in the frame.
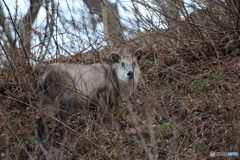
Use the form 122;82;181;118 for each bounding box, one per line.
55;89;76;141
36;91;54;159
36;117;54;159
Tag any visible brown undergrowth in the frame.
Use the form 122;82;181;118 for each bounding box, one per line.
1;28;240;160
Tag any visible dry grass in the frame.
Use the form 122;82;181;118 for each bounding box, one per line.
1;4;240;160
1;43;240;159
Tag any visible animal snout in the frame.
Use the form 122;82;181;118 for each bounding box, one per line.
127;71;134;78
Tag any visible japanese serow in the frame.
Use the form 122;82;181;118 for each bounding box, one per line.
36;49;142;158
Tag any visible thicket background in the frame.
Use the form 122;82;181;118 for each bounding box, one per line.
0;0;240;159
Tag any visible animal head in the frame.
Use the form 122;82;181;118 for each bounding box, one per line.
111;49;142;83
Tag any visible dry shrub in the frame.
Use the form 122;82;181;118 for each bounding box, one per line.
1;1;240;160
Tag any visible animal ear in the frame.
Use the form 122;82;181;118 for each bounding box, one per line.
111;52;121;63
134;49;142;61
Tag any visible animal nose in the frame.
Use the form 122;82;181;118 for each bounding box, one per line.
127;71;134;77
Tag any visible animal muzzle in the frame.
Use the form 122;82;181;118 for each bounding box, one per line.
127;71;134;78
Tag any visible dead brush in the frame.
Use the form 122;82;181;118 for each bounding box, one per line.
0;56;38;159
1;44;240;159
1;1;240;159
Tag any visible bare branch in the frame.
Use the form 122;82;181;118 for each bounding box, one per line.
21;0;43;51
83;0;124;49
0;2;14;48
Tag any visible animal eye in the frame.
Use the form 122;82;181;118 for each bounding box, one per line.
121;62;125;68
132;62;136;67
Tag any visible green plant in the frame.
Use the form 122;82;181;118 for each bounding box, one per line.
117;108;129;117
157;122;173;139
188;75;219;92
8;118;22;135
